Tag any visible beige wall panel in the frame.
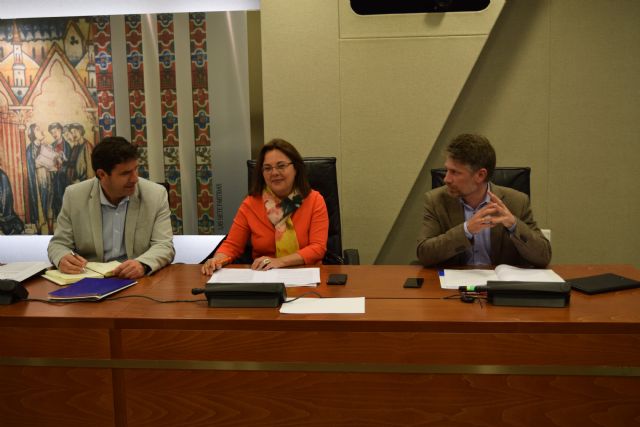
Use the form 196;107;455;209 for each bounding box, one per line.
261;0;341;156
378;1;551;264
340;36;490;263
547;0;640;265
339;0;505;39
380;0;640;267
262;0;504;263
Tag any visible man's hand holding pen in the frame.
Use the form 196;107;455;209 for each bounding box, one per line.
59;251;88;274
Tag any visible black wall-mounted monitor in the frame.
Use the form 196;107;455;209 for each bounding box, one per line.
350;0;490;15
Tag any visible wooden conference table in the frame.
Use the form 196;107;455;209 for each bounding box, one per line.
1;264;639;427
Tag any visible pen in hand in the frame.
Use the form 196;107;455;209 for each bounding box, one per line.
70;251;87;273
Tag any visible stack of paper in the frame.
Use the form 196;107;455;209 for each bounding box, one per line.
439;264;565;289
208;267;320;287
0;261;52;282
279;297;365;314
43;261;122;285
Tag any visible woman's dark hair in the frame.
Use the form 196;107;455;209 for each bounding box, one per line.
250;138;311;197
91;136;139;175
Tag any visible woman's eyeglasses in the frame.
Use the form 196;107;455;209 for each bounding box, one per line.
262;162;292;174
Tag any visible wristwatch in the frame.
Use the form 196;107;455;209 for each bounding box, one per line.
141;263;152;275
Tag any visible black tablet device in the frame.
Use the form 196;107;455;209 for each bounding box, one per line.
568;273;640;295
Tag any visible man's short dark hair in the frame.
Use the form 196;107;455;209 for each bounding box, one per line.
91;137;139;175
445;134;496;181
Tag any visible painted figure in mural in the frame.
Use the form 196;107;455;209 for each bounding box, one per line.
25;123;61;234
0;166;25;235
67;123;94;184
63;125;73;147
48;122;72;219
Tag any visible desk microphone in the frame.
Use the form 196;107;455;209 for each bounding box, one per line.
458;285;488;293
195;258;232;295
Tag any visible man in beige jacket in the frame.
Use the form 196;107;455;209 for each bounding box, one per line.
48;137;174;279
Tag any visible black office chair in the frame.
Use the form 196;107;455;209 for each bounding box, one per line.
239;157;359;265
430;167;531;198
158;182;171;203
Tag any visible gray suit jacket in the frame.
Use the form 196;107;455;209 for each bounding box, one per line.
48;178;175;273
416;184;551;268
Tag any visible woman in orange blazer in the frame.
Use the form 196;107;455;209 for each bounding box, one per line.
202;139;328;274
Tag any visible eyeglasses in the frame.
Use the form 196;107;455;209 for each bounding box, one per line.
262;162;293;174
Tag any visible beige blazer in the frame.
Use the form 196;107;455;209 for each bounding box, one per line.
48;177;175;273
416;184;551;268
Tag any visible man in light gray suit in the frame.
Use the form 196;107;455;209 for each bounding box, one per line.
417;134;551;268
48;137;174;279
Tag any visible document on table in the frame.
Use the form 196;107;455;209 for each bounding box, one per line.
208;267;320;287
279;297;365;314
48;277;137;301
439;264;565;289
0;261;52;282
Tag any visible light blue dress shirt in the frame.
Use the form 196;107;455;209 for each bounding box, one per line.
461;187;492;265
461;183;517;265
99;186;129;262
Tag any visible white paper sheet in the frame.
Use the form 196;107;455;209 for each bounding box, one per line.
493;264;565;282
439;269;498;289
0;261;52;282
208;267;320;287
279;297;365;314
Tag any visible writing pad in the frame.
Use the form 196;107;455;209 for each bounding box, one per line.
568;273;640;295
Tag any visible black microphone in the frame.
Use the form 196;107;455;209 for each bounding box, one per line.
0;279;29;305
458;285;488;292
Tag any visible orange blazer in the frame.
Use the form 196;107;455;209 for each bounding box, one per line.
217;190;328;264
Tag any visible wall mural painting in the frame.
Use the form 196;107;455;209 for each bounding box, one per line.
157;13;183;234
0;18;107;235
189;12;214;236
0;14;215;236
125;14;149;179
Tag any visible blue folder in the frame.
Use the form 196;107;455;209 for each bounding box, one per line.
48;277;136;301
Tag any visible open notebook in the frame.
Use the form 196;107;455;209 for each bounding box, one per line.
439;264;565;289
48;277;136;301
43;261;122;285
